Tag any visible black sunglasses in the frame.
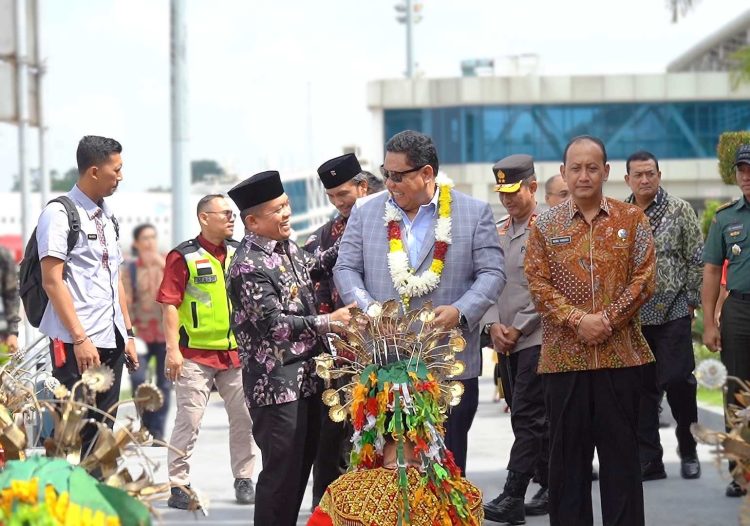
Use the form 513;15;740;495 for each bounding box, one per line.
379;164;427;183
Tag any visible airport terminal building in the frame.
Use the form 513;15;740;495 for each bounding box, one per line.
367;10;750;216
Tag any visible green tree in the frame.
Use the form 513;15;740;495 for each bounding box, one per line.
667;0;697;22
191;159;224;183
10;168;78;192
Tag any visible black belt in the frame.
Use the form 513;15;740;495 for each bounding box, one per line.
729;290;750;301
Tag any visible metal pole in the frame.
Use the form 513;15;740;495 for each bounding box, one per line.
170;0;191;246
15;0;33;345
34;0;48;205
405;0;414;78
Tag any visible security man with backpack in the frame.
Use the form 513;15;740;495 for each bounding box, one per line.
23;135;139;459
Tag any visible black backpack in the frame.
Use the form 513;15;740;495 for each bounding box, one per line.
18;196;120;328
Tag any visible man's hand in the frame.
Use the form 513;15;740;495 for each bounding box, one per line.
165;347;184;382
433;305;460;331
703;324;722;353
74;338;101;373
330;302;356;326
124;338;139;373
2;334;18;354
576;313;612;345
489;323;521;355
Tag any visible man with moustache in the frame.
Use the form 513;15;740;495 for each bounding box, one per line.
157;194;257;509
226;171;353;526
525;135;655;526
334;130;505;474
36;135;139;458
304;153;376;507
482;155;549;524
703;144;750;498
624;150;703;482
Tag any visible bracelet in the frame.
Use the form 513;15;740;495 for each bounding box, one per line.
127;336;136;340
73;336;88;346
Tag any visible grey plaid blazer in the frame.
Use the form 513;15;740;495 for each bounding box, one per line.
333;189;506;379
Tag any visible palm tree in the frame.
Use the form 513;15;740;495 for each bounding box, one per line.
668;0;698;22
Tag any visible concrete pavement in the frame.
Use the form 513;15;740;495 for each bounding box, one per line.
121;353;743;526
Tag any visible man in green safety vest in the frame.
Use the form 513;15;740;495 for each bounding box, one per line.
156;194;257;509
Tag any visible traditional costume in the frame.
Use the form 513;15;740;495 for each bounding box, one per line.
307;301;484;526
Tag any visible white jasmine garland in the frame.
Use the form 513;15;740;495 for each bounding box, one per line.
384;177;454;301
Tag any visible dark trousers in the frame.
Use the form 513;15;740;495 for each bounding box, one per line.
638;316;697;463
507;345;548;484
250;395;321;526
544;367;644;526
444;376;479;475
129;341;170;441
50;330;125;457
312;395;352;507
721;294;750;473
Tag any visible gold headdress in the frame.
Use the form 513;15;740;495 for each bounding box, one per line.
315;300;480;526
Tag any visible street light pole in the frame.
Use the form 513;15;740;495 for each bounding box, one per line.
405;0;413;78
170;0;191;246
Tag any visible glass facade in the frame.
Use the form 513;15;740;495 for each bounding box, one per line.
384;101;750;163
285;179;311;231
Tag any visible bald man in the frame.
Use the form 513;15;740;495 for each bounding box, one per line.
544;174;569;207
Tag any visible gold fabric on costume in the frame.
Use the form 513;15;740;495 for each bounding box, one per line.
318;467;484;526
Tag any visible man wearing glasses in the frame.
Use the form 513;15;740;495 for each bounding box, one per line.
544;174;569;207
334;130;505;474
156;194;257;509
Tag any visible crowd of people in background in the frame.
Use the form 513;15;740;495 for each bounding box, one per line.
2;131;750;526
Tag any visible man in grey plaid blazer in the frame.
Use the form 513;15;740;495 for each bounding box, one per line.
334;130;505;473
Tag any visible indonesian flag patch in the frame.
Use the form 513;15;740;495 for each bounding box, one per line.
195;259;213;276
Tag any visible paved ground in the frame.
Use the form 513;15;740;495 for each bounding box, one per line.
118;351;745;525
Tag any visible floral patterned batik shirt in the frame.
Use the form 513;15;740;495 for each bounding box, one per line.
524;197;656;374
226;232;331;408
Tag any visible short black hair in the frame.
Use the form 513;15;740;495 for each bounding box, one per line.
196;194;224;216
385;130;439;177
76;135;122;174
626;150;660;174
562;135;607;165
132;223;156;242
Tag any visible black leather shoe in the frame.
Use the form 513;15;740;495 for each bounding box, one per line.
168;486;197;510
234;478;255;504
680;455;701;479
641;460;667;481
727;480;747;497
484;493;525;524
524;486;548;516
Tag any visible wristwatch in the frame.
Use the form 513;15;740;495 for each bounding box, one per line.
126;327;136;338
482;322;494;335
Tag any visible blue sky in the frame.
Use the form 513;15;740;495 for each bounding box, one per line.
1;0;748;190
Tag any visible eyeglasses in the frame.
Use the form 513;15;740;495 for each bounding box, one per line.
204;210;236;220
379;164;427;183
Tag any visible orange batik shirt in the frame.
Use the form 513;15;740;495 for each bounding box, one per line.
524;197;656;374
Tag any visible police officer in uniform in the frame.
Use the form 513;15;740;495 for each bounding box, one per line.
483;154;549;523
702;143;750;498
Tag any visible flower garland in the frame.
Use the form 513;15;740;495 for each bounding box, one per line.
385;174;453;310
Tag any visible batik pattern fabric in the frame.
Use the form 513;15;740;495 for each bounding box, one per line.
624;187;703;325
524;197;656;374
227;232;332;408
303;215;346;313
311;467;484;526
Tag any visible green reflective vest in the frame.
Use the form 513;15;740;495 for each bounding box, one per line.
175;238;238;351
